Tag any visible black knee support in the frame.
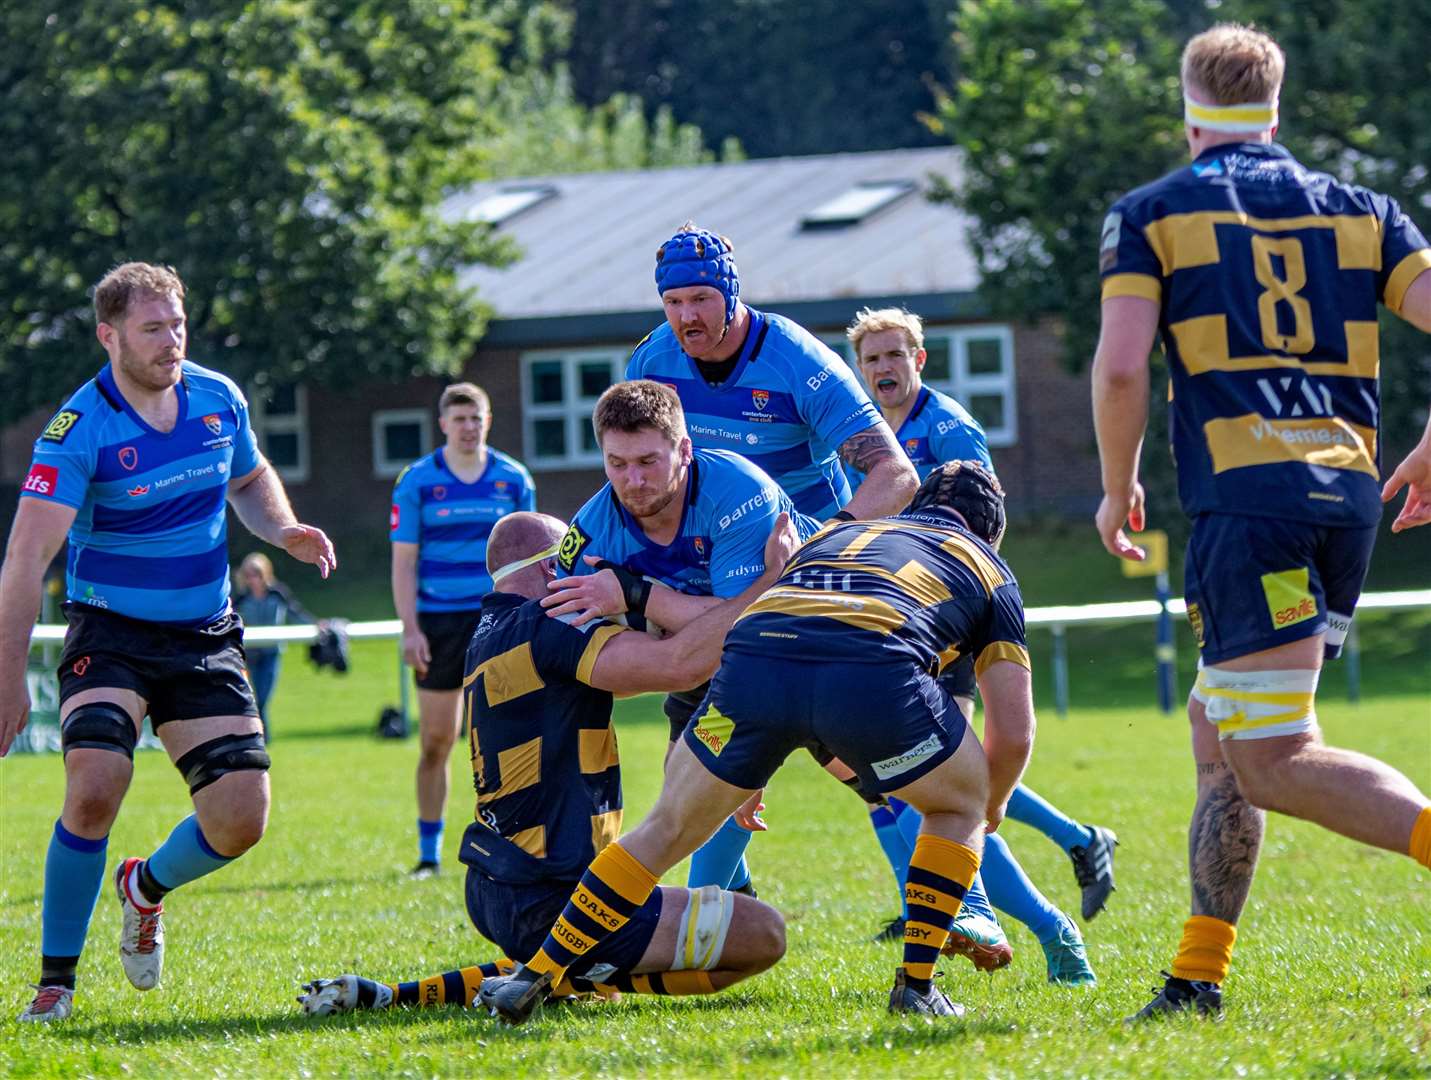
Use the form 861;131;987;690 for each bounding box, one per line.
60;702;137;759
174;733;271;795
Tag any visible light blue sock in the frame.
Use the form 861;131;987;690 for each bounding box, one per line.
145;815;234;892
959;867;998;924
870;802;914;917
980;831;1066;942
892;796;922;853
418;818;443;864
1005;785;1092;853
42;821;108;961
688;816;753;890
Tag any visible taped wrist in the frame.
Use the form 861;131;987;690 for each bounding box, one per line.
593;560;652;615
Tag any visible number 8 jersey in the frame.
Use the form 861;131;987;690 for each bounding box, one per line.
1100;141;1431;527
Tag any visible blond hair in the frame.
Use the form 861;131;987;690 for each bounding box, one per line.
439;381;490;416
846;307;924;360
240;552;275;587
93;262;186;327
1181;23;1285;105
593;380;686;446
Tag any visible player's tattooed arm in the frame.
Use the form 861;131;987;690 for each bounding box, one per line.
838;425;918;519
1187;771;1265;923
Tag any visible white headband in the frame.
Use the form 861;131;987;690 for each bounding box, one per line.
1184;93;1278;133
489;542;560;583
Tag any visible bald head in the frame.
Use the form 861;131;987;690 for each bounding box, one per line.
487;512;569;598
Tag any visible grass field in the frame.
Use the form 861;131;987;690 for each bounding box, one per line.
2;631;1429;1078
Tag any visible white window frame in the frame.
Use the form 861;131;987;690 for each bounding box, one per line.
371;408;432;479
248;383;310;483
520;349;627;470
829;323;1018;447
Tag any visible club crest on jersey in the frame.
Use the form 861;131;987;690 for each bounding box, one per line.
751;389;770;411
494;480;508;491
202;413;223;435
693;537;705;557
118;446;139;471
433;485;447;501
41;410;82;444
905;438;920;455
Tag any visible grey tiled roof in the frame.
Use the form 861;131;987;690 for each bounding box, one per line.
445;146;977;319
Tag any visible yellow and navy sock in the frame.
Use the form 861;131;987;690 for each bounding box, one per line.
527;842;659;982
902;834;981;993
1410;806;1431;870
387;960;514;1008
1170;915;1236;985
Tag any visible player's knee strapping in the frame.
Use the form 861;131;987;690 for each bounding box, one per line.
1192;666;1318;741
672;885;735;972
174;732;271;795
60;702;137;759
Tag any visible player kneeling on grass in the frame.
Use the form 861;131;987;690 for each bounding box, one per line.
478;461;1035;1024
299;510;795;1017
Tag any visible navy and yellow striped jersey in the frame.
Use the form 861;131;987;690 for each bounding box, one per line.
457;591;628;885
1101;141;1431;528
725;508;1030;678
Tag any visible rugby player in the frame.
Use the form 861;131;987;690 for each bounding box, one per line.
297;509;793;1016
478;461;1037;1023
390;382;535;877
1092;24;1431;1018
624;224;918;894
848;307;1112;984
3;263;336;1022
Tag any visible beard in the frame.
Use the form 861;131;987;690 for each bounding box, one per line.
116;333;183;393
619;479;681;521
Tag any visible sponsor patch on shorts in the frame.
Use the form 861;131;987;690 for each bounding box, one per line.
1261;567;1318;630
871;733;942;781
692;707;735;757
1186;602;1206;648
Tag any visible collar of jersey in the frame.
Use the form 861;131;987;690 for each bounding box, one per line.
681;308;767;390
895;385;933;439
1195;141;1291;167
435;446;492;488
612;454;699;552
97;362;189;440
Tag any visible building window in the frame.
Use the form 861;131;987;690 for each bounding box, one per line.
520;350;625;469
249;383;309;483
372;408;432;478
826;324;1018;447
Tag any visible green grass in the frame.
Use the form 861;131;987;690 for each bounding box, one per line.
2;636;1428;1078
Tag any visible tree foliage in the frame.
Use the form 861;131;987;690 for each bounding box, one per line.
0;0;718;422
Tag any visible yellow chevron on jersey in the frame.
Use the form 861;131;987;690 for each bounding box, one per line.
1141;210;1383;277
738;587;906;635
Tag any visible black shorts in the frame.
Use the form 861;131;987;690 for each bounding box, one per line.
1183;513;1376;665
416;610;484;691
938;654;977;701
57;603;259;729
686;653;967;797
464;867;662;979
663;683;711;743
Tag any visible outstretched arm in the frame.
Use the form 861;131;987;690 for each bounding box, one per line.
229;460;336;578
839;424;919;519
1091;295;1159;561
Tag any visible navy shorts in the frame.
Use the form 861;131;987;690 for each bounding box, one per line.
416;609;483;691
663;684;710;743
464;867;662;979
57;603;259;728
1183;513;1376;665
685;652;967;797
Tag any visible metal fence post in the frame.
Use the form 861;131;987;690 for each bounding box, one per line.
1345;621;1361;705
1052;624;1069;718
1155;569;1177;715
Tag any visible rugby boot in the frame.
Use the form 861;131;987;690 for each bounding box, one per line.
115;857;165;990
1068;825;1118;920
478;963;553;1025
298;975;393;1015
410;861;441;880
1042;919;1097;985
18;984;74;1023
1128;971;1222;1021
941;909;1013;972
872;916;906;943
888;969;965;1018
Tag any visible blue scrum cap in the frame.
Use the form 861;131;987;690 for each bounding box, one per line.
654;226;740;323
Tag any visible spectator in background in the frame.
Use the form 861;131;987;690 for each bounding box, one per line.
234;552;315;743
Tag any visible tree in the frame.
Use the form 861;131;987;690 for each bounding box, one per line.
0;0;719;422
